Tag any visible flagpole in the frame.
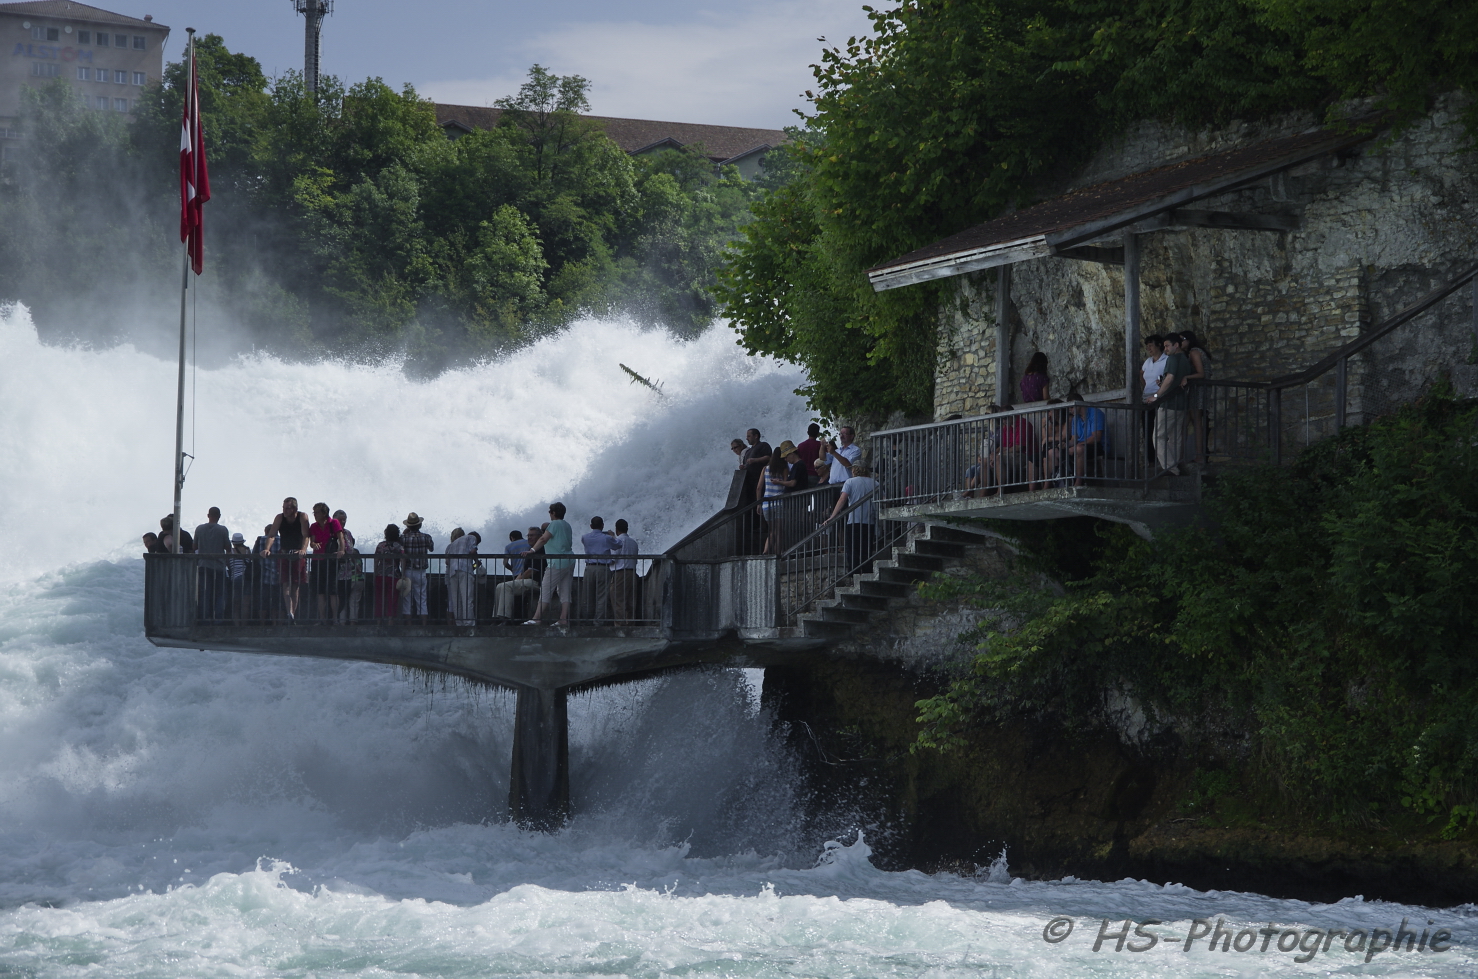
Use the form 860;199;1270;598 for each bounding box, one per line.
170;27;195;554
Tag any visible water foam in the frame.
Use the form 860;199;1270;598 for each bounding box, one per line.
0;306;1470;977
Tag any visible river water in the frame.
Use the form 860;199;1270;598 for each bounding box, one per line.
0;304;1470;977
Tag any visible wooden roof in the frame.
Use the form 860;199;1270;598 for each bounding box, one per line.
434;103;786;164
867;121;1379;292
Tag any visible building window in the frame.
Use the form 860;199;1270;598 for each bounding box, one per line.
133;36;145;50
95;32;108;46
132;72;145;86
96;96;109;110
113;98;128;112
31;63;61;78
76;67;90;81
114;70;127;84
114;34;126;48
78;30;91;44
31;26;59;40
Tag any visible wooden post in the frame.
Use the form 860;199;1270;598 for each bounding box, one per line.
1335;357;1347;429
994;265;1011;406
1123;232;1141;405
1269;387;1282;465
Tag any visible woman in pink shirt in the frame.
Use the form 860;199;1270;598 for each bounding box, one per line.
308;503;344;622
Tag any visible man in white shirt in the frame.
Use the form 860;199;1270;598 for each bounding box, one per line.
445;529;480;626
818;426;863;485
1141;334;1167;469
609;519;640;626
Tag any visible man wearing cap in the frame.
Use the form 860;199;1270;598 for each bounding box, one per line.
227;531;251;623
399;512;435;622
194;506;231;621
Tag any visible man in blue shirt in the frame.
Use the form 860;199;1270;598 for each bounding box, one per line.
524;502;575;628
494;529;539;623
580;516;619;625
610;519;640;626
1068;402;1109;486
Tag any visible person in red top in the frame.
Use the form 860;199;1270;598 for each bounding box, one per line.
994;407;1037;495
795;423;824;479
308;502;344;622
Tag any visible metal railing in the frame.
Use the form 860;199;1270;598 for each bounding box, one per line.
145;552;666;629
873;401;1159;507
778;490;907;623
1199;259;1478;465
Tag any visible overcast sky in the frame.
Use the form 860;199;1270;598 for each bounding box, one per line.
124;0;873;129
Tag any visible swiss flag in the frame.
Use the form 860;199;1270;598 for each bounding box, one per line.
179;48;210;274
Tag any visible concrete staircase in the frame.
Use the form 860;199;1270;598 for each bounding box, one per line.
795;523;999;640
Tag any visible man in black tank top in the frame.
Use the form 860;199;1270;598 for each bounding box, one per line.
269;497;311;621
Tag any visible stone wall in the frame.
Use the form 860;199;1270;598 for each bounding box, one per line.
933;94;1478;423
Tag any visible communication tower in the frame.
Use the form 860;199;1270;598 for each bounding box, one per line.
293;0;333;93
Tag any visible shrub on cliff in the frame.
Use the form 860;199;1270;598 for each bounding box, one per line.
915;391;1478;826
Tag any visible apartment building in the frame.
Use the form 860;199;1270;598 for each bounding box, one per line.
0;0;168;155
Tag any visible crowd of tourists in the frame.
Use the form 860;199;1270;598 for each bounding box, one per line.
731;423;879;574
956;331;1210;495
145;498;643;630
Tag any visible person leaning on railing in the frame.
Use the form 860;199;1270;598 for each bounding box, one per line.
827;462;877;575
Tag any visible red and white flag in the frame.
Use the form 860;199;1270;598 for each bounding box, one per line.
179;45;210;275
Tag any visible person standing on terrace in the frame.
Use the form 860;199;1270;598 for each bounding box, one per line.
610;519;639;626
269;498;311;622
373;524;404;618
1141;335;1167;468
795;423;824;479
308;503;344;622
1147;335;1191;475
1020;352;1050;403
446;528;480;626
580;517;618;624
818;426;862;484
525;502;575;629
399;513;434;623
828;462;877;575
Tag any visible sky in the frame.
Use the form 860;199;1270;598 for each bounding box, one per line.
122;0;875;130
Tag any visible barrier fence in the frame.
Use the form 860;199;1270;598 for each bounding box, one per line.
146;552;665;628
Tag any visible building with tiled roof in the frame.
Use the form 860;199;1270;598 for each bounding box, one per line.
435;103;787;181
0;0;168;151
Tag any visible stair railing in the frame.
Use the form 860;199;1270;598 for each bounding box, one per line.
1201;259;1478;465
776;491;909;624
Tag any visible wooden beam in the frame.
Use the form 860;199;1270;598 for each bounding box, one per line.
1044;129;1370;251
1169;209;1299;232
994;265;1011;405
868;236;1051;292
1123;233;1141;405
1055;245;1124;265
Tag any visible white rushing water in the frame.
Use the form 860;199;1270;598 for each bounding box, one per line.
0;304;1472;978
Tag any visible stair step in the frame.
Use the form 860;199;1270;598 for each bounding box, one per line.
801;617;855;639
923;525;992;545
820;605;872;624
893;553;945;572
838;592;890;611
911;539;968;558
857;579;910;599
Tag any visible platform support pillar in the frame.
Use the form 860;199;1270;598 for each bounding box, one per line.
509;685;569;829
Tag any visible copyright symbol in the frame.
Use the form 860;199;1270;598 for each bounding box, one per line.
1043;916;1074;944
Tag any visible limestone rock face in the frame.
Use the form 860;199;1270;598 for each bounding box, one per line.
934;94;1478;422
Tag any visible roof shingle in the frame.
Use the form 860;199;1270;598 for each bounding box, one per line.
434;103;786;163
868;120;1379;286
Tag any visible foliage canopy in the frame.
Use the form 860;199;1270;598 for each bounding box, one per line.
717;0;1478;420
0;50;765;367
914;393;1478;829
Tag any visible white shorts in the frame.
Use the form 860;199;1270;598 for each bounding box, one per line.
540;565;574;604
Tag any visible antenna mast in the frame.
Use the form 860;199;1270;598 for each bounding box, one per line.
293;0;333;93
